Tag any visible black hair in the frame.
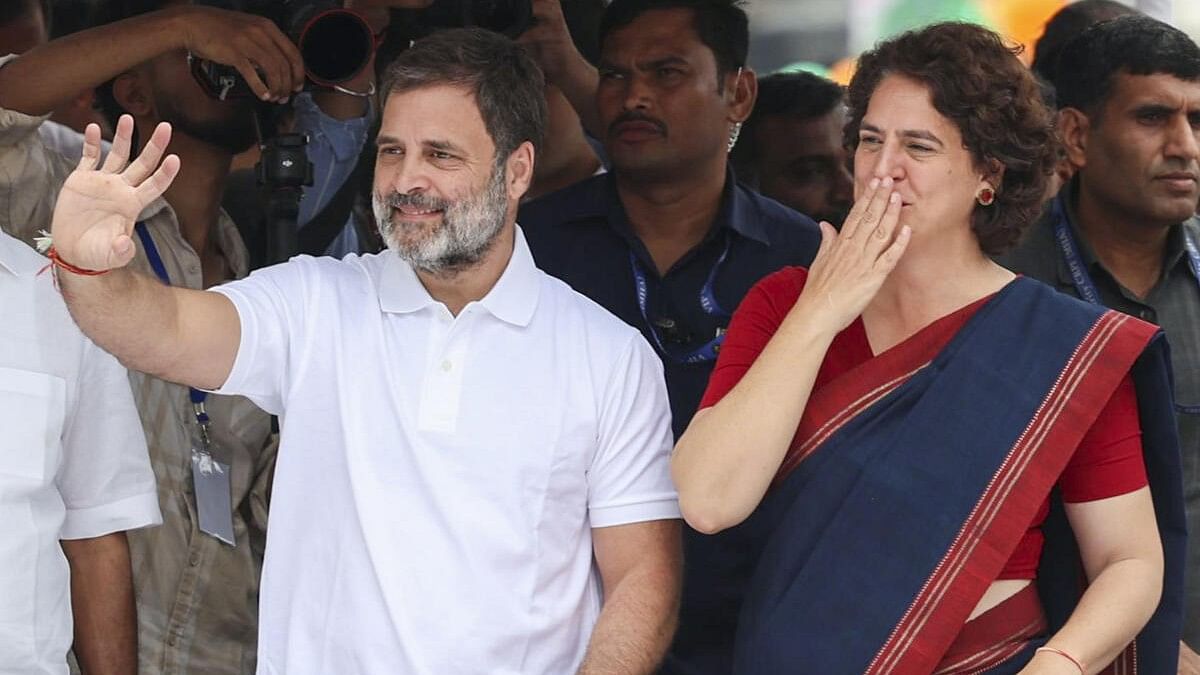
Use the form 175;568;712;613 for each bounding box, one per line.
731;71;844;181
1031;0;1138;82
1054;14;1200;115
753;71;843;121
846;22;1058;255
599;0;748;80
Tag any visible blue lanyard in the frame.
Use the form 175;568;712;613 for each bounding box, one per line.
1052;202;1200;414
1175;233;1200;414
134;223;210;416
1051;200;1104;306
1186;231;1200;284
629;237;732;364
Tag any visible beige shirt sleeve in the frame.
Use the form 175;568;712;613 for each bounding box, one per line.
0;54;75;248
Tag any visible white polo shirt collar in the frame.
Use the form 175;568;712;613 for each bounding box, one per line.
377;224;541;327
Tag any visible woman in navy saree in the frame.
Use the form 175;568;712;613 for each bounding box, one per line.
672;23;1185;675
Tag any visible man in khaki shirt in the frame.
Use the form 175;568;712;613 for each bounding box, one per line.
0;1;297;671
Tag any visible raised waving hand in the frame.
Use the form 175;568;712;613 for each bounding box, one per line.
49;115;180;272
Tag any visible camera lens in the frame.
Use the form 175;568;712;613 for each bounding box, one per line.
295;9;374;85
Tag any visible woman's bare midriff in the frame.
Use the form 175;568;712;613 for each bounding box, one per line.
967;579;1033;621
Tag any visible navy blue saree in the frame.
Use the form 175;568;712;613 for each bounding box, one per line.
731;278;1185;674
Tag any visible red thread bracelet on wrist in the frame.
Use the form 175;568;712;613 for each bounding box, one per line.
47;246;109;276
1035;646;1085;674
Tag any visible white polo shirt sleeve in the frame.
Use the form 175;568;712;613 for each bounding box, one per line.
211;259;312;415
58;331;161;539
587;334;680;528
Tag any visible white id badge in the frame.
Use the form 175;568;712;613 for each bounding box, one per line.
191;426;236;546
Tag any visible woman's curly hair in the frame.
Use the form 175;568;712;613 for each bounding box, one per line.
844;22;1058;255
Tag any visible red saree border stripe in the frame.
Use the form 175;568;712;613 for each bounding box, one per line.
932;617;1044;674
955;642;1028;675
867;311;1155;675
868;312;1120;673
774;297;984;482
878;312;1128;666
774;365;926;482
871;311;1132;674
1101;642;1137;675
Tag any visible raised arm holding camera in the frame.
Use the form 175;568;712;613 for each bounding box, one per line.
518;0;603;140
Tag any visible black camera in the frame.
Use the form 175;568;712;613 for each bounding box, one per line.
392;0;533;41
192;0;375;100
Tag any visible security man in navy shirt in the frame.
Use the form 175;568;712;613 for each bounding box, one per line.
522;172;816;438
520;1;820;672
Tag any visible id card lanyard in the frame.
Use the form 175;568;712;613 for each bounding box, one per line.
1052;201;1200;415
135;223;236;545
629;236;732;365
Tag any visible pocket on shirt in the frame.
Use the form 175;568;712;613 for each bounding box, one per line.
0;367;66;482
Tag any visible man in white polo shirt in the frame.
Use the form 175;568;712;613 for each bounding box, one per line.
45;27;682;674
0;229;161;674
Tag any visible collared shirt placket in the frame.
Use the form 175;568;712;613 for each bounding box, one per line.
418;306;473;435
159;397;216;674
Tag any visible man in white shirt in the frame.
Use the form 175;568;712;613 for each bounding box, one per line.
46;27;682;674
0;229;161;674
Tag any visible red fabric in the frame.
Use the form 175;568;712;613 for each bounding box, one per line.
701;267;1148;580
934;584;1046;674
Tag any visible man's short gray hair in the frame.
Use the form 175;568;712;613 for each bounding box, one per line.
381;27;547;165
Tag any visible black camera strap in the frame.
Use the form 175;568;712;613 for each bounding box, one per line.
298;157;369;256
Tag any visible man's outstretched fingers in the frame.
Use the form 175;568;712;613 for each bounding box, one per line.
101;115;135;174
76;124;103;171
125;122;174;186
134;154;181;208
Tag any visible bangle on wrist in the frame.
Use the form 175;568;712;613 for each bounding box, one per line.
332;81;376;98
1035;646;1085;674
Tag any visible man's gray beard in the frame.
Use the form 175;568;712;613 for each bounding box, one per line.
373;165;509;274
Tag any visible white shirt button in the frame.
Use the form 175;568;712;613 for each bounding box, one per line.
441;359;453;372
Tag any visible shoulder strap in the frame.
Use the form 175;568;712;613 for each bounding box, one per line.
298;157;369;256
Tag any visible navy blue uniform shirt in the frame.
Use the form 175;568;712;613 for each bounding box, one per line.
521;171;820;438
521;171;820;675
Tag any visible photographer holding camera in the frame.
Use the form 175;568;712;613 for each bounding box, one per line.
0;0;421;671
